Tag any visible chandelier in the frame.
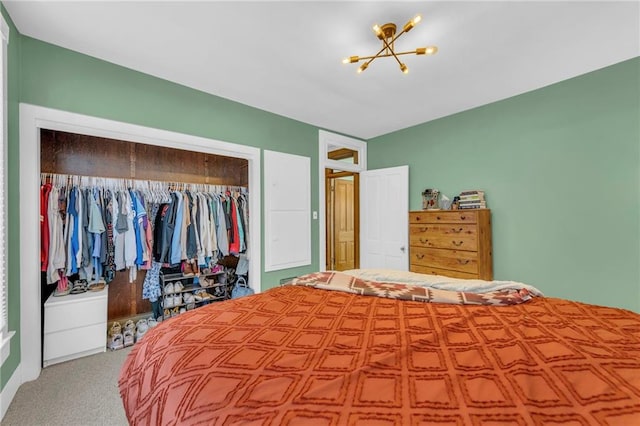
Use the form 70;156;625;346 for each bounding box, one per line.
342;15;438;74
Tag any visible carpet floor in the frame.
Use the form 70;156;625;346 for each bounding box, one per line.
3;347;133;425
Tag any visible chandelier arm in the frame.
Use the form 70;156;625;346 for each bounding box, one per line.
379;35;404;67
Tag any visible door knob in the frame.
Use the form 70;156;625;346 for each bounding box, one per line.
400;246;406;252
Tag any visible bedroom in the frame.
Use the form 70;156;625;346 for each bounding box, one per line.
0;1;639;424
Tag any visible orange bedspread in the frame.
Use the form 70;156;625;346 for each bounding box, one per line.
119;284;640;425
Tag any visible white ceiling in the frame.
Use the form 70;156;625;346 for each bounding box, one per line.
4;1;639;139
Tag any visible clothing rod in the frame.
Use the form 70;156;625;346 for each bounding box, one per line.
40;172;248;193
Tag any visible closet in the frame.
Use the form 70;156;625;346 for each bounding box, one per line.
40;129;249;323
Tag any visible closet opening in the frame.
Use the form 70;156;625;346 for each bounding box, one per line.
325;145;360;271
20;103;262;382
39;128;250;364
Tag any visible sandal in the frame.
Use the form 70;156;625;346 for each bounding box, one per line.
70;279;88;294
52;276;72;297
88;279;106;292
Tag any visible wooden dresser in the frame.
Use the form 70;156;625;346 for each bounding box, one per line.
409;209;492;280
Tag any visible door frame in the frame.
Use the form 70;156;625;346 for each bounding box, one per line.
19;103;262;383
325;170;359;270
318;130;367;272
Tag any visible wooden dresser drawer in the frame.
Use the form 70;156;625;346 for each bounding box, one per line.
411;247;478;274
410;265;478;280
410;210;478;224
410;224;478;251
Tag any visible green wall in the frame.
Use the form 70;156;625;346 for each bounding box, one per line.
369;57;640;312
1;30;325;389
1;3;21;392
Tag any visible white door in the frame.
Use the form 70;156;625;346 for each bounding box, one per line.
360;165;409;270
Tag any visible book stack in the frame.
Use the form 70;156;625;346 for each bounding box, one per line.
458;190;486;209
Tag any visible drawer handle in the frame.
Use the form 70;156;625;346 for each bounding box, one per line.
419;227;428;232
416;254;425;260
419;238;429;244
452;241;463;247
436;216;441;221
457;259;470;265
415;216;421;221
451;227;463;233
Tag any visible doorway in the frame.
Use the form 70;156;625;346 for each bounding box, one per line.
19;104;261;383
318;130;367;272
326;170;359;271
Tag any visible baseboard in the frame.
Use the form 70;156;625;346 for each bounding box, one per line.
0;362;21;421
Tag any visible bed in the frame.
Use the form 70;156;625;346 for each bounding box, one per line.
118;269;640;425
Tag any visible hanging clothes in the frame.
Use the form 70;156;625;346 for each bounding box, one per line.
40;173;248;291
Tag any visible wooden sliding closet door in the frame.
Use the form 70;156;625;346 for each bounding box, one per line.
40;129;248;320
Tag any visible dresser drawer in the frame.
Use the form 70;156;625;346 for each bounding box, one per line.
410;247;478;274
410;224;478;251
44;291;108;334
410;210;478;224
410;265;479;280
44;322;107;362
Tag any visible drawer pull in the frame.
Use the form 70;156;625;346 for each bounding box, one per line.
457;259;470;265
419;238;429;244
419;227;427;232
460;215;466;220
436;216;441;221
451;227;463;233
416;254;425;260
452;241;463;247
415;216;421;221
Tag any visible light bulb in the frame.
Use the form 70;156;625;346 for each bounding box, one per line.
357;63;369;73
404;14;422;32
342;56;359;64
400;63;408;74
425;46;438;55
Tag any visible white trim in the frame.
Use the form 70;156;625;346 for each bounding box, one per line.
0;12;9;344
0;14;8;43
19;103;262;383
0;361;20;421
0;330;13;364
318;130;367;271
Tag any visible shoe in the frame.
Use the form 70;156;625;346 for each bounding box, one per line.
135;319;148;341
211;264;224;274
182;261;194;277
124;320;135;333
109;322;122;337
88;278;106;292
164;295;174;308
148;317;158;328
173;294;183;307
171;307;179;317
108;333;124;351
70;279;88;294
174;281;184;292
164;282;175;294
179;308;186;314
183;292;194;304
194;291;203;302
123;329;135;347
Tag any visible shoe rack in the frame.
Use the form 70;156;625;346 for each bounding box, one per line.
159;270;232;320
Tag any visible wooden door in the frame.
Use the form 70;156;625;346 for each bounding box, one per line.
334;178;355;271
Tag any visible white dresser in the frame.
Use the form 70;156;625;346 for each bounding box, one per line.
43;287;108;367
